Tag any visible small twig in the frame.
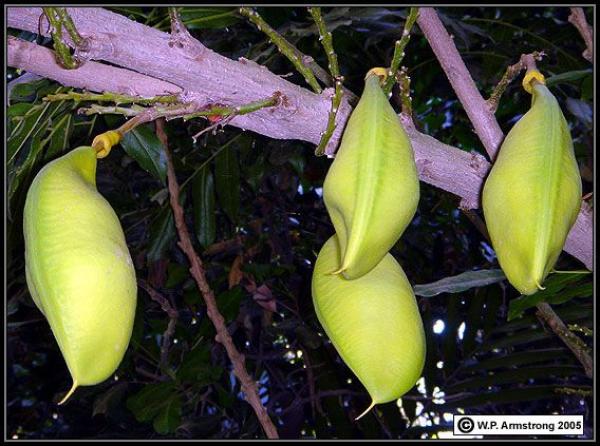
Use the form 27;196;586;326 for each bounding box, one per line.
78;103;147;117
568;7;593;62
239;7;322;94
536;302;593;379
55;7;83;46
383;7;419;96
309;7;344;156
554;387;593;397
396;66;413;116
42;7;80;69
138;280;178;376
568;324;593;337
185;93;283;142
182;93;282;122
155;119;279;439
486;52;544;113
44;91;180;105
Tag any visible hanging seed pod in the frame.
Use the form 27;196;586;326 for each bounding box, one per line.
312;235;426;419
24;145;137;404
482;70;582;295
323;68;419;280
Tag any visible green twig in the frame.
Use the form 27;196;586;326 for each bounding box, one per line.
309;7;344;156
43;7;80;69
55;7;83;46
182;93;281;121
239;7;322;94
382;7;419;96
396;66;413;116
77;104;148;117
44;91;180;105
568;324;593;337
487;51;544;112
554;387;593;397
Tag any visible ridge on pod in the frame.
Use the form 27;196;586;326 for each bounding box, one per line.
312;235;426;419
23;146;137;403
323;69;420;280
482;71;582;296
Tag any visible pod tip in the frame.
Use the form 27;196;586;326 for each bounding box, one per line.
355;400;376;421
57;380;78;405
535;279;546;291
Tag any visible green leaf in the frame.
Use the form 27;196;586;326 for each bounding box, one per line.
9;78;51;103
7;102;48;165
153;396;182;435
217;286;243;323
121;125;167;183
545;69;592;87
192;166;216;247
126;381;177;423
179;7;239;29
214;143;240;223
176;345;222;385
93;382;129;417
165;263;190;289
147;206;176;262
45;113;73;159
414;269;506;297
126;381;182;435
508;273;590;320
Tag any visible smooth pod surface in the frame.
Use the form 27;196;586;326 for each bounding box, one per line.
482;79;582;295
312;235;426;414
323;73;419;280
24;146;137;401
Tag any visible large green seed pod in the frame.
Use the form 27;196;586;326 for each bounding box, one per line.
323;68;419;280
312;235;426;418
23;146;137;403
482;71;582;295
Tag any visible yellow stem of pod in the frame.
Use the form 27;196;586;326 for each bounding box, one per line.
522;69;546;94
92;130;122;159
365;67;389;84
57;380;78;405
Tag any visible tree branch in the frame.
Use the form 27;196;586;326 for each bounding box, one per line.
568;7;593;62
416;7;504;160
536;302;592;379
7;8;591;270
155;119;279;439
7;7;351;153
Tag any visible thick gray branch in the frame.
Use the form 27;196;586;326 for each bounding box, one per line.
7;6;352;149
8;36;181;97
417;8;504;160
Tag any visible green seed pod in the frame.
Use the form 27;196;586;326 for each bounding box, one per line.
23;146;137;403
312;235;426;418
323;68;419;280
482;70;582;295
